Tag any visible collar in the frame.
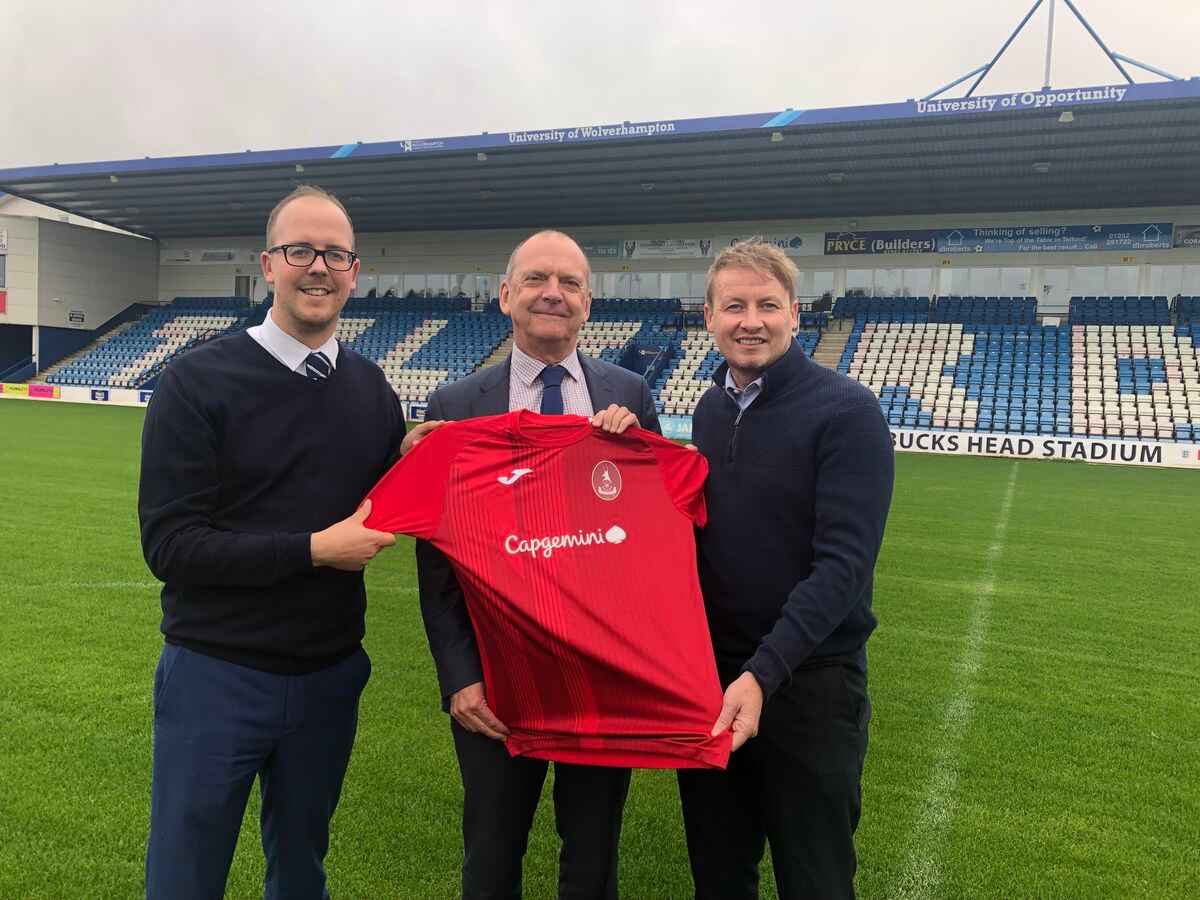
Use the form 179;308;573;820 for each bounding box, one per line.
712;338;808;399
723;370;764;409
511;341;583;388
261;307;339;372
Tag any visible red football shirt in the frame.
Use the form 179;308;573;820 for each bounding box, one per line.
365;410;731;769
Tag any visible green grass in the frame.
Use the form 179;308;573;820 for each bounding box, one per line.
1;399;1198;898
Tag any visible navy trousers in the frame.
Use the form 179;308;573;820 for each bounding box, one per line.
451;722;631;900
677;664;871;900
146;643;370;900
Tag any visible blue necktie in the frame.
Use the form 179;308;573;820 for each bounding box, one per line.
539;365;566;415
305;351;331;381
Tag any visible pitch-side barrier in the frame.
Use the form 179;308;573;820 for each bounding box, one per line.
6;387;1197;469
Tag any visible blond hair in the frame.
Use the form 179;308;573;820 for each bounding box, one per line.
705;237;798;306
265;185;354;248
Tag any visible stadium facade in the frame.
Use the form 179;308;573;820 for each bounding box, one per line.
2;79;1199;467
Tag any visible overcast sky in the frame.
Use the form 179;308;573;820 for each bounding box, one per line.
1;0;1196;169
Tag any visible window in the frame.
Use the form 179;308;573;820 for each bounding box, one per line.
628;273;651;298
378;275;399;298
902;269;932;297
999;267;1031;295
357;273;378;297
968;267;1001;295
666;272;690;298
0;255;6;287
1105;266;1138;295
476;275;495;301
944;267;970;295
1074;267;1104;295
427;274;450;299
874;268;903;296
1184;265;1200;294
812;271;835;301
845;270;872;296
1149;265;1183;297
690;273;707;301
403;274;426;298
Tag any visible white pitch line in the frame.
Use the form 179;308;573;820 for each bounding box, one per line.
66;581;160;590
894;460;1020;899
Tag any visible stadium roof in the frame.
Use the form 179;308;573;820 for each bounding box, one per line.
2;80;1199;241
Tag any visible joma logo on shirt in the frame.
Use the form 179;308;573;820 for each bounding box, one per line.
498;468;534;485
505;525;627;559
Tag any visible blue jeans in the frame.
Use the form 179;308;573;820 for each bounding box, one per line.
145;643;370;900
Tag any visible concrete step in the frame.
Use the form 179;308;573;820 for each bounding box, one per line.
32;319;139;382
811;325;852;370
480;334;514;370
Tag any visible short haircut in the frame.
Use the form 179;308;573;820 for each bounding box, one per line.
504;230;592;283
265;185;354;248
705;237;799;306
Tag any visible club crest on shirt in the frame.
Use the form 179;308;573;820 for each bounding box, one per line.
591;461;622;501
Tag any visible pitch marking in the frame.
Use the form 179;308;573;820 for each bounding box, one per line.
894;460;1019;898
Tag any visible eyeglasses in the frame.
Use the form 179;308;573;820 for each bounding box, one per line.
267;244;358;271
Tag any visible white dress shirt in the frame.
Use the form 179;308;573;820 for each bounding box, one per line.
723;370;764;411
508;343;593;416
246;308;339;375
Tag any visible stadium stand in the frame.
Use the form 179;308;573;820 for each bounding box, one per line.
1173;296;1200;324
835;296;1200;440
655;327;822;416
30;291;1200;442
46;297;251;388
1068;295;1171;325
930;296;1037;324
335;298;510;405
833;295;930;325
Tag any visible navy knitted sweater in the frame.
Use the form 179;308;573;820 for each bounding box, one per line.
138;332;405;674
692;340;894;697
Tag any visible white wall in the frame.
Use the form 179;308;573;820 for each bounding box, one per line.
36;219;158;330
0;214;39;326
155;203;1200;304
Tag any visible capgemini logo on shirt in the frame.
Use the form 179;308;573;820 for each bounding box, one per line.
505;525;627;559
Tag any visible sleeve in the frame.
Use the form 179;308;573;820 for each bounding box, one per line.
743;402;895;697
417;538;483;707
411;388;483;708
138;367;313;587
362;417;463;538
650;437;708;527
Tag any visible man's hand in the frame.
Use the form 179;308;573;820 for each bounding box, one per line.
401;419;444;455
450;682;510;741
310;499;396;571
711;671;764;752
591;404;640;434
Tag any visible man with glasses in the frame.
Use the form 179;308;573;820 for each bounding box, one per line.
416;230;658;899
139;185;428;898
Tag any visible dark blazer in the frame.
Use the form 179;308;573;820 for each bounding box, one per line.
416;351;661;706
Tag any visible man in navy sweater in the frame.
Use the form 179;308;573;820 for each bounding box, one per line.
678;240;894;899
139;186;427;898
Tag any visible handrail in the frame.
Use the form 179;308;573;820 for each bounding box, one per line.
135;329;224;388
0;356;35;382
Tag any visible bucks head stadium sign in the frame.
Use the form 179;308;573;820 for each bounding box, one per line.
890;430;1196;468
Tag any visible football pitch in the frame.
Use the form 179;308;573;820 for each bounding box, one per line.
1;399;1197;899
